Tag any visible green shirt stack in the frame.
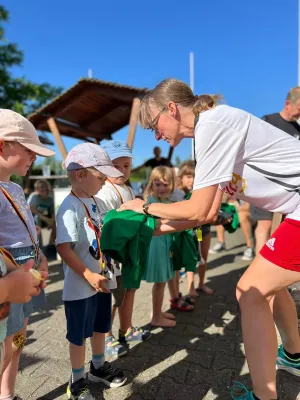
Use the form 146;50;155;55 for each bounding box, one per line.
101;210;157;289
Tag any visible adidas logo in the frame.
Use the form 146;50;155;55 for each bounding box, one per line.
266;238;275;251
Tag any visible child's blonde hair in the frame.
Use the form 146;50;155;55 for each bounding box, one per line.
176;161;195;193
144;166;174;201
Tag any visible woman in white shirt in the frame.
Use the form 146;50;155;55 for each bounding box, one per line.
120;79;300;400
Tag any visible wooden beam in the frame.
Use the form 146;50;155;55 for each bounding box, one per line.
127;98;141;150
47;117;68;160
167;146;174;163
54;119;110;141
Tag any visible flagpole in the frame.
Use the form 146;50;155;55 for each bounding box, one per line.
190;52;195;160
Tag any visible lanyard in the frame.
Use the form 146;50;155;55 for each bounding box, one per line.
0;247;19;268
0;186;39;263
70;190;106;270
106;178;134;205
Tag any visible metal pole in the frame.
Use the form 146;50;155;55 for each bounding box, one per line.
190;52;195;160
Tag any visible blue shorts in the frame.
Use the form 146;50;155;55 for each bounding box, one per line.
64;292;112;346
6;245;46;337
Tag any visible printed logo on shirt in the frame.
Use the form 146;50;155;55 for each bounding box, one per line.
266;238;276;251
222;173;246;197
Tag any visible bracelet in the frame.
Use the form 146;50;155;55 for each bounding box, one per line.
143;203;151;216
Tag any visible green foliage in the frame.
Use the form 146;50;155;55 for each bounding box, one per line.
0;5;62;116
131;167;147;182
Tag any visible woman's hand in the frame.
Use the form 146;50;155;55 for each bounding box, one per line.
118;198;145;214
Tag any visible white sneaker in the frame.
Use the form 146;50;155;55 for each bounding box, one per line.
209;242;226;254
241;247;254;261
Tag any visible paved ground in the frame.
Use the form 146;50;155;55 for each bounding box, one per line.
16;230;300;400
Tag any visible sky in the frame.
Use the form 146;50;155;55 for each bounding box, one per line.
2;0;299;166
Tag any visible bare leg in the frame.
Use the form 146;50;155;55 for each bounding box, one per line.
90;332;105;355
273;288;300;353
69;341;86;370
0;319;28;397
151;282;176;327
197;233;213;294
216;225;225;243
236;254;300;399
255;220;272;254
238;202;253;248
187;271;198;297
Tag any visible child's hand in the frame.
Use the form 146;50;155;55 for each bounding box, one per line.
4;260;41;303
86;271;110;293
37;254;49;289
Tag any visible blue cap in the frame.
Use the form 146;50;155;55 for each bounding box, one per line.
102;140;133;161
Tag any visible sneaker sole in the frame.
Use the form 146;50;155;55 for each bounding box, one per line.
277;364;300;377
88;373;127;388
209;249;226;254
241;256;254;261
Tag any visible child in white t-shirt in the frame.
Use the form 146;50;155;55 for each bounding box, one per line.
97;141;151;358
56;143;127;400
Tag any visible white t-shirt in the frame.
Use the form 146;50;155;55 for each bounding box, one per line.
0;182;37;248
193;104;300;221
96;181;135;277
96;181;135;212
56;194;116;302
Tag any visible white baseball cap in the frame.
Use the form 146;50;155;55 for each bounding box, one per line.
0;109;55;157
63;143;123;178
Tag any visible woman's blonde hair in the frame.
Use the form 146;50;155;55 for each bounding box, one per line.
138;78;223;129
144;166;174;201
176;161;195;192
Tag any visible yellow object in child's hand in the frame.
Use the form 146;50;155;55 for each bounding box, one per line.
196;228;202;242
29;268;43;283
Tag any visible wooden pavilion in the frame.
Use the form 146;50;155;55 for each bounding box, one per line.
28;78;150;159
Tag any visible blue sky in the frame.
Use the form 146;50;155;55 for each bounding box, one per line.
2;0;299;166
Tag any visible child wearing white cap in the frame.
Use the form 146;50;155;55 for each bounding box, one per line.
56;143;127;400
96;140;151;359
0;109;52;400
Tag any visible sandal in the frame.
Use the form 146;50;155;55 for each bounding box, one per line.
170;298;194;312
179;292;195;305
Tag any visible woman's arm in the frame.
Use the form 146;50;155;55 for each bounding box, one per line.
120;185;220;222
153;188;223;235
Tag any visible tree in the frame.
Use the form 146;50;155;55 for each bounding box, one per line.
0;5;62;116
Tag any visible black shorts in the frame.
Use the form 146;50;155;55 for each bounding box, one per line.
64;292;112;346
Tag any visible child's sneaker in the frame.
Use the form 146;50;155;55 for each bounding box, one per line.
88;361;127;388
119;327;151;343
276;344;300;376
67;378;95;400
230;382;256;399
241;247;254;261
209;241;226;254
105;335;127;358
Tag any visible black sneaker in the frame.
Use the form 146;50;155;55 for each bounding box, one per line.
66;378;95;400
88;361;127;388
